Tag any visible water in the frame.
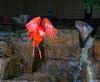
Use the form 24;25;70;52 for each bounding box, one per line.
75;21;95;82
76;36;95;82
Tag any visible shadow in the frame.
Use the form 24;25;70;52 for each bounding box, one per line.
32;41;45;72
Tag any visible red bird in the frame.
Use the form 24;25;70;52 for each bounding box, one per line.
25;16;57;59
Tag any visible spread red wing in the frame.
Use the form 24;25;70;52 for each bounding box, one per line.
42;18;57;39
25;16;41;32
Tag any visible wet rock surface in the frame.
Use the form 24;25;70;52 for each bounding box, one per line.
0;40;24;80
38;29;81;81
0;55;24;80
0;29;100;82
7;72;69;82
94;39;100;60
44;29;80;60
1;29;79;82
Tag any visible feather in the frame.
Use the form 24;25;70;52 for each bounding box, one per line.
28;31;34;40
25;16;58;59
42;18;57;39
25;16;41;32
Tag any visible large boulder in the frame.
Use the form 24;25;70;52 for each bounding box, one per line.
44;29;80;59
8;72;69;82
94;39;100;59
0;55;24;80
40;29;80;80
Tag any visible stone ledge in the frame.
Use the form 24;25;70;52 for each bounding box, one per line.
0;55;24;80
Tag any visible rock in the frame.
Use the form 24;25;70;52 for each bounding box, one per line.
19;72;55;81
15;43;33;73
95;61;100;80
1;29;80;81
44;29;80;60
39;29;80;80
0;41;6;57
0;40;17;57
80;69;87;80
11;72;69;82
94;40;100;59
0;55;24;80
